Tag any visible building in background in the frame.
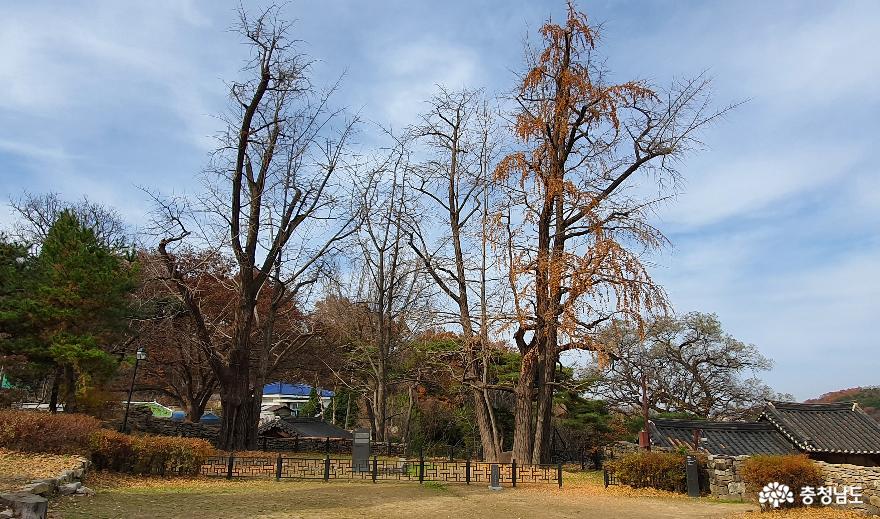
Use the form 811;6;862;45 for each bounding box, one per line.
261;382;333;421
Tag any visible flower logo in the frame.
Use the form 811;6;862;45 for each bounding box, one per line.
758;482;795;508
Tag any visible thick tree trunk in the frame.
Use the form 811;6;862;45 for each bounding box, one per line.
217;376;258;451
185;400;207;423
512;351;537;464
472;390;499;461
532;340;557;463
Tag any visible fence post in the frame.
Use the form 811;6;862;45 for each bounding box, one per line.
557;462;563;488
226;453;235;480
603;468;609;488
465;459;471;485
448;445;454;462
275;453;282;481
323;454;330;482
372;455;378;483
419;449;425;484
511;459;517;488
325;437;330;454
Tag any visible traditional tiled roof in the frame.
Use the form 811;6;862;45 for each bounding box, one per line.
258;417;353;440
760;401;880;454
649;419;797;456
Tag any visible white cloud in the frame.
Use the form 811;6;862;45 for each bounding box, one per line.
364;39;482;128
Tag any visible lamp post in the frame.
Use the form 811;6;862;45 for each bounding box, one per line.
120;347;147;433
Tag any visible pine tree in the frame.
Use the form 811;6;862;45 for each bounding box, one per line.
300;386;321;418
31;211;137;412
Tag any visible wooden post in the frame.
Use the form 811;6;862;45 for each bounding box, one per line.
323;454;330;482
511;459;517;487
372;455;378;483
419;449;425;484
465;459;471;485
275;453;283;481
226;453;235;480
557;462;563;488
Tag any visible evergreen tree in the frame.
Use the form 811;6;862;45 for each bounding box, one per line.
26;211;136;412
300;386;321;418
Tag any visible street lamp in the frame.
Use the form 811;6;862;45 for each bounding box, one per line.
120;347;147;433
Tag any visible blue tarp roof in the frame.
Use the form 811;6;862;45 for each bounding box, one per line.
263;382;334;398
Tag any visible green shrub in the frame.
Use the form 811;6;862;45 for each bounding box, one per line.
0;410;102;453
89;430;214;476
740;455;824;506
604;451;703;492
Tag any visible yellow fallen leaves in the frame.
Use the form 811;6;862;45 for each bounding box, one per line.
0;448;82;491
733;508;866;519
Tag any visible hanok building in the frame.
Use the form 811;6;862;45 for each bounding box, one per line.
759;401;880;466
649;419;797;456
258;416;353;441
648;401;880;466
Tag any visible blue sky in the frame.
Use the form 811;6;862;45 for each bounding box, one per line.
1;1;877;400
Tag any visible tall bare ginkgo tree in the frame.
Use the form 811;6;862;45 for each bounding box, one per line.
152;7;358;450
494;3;730;463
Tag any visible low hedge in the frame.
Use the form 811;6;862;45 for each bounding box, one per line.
604;451;705;493
740;454;824;507
0;409;103;454
90;430;214;476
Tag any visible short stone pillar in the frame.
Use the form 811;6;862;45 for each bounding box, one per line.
489;464;502;490
352;428;371;473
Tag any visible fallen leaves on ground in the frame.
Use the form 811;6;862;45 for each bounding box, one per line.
732;508;867;518
0;449;82;491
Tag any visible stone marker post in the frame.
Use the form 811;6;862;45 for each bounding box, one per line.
352;429;371;473
489;464;502;490
686;454;701;498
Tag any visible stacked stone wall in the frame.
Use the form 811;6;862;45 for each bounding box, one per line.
706;454;880;515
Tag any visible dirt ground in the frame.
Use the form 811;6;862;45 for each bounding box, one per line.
52;472;757;519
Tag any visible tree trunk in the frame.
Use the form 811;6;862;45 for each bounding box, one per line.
216;347;258;451
532;341;557;464
62;365;77;413
375;364;387;441
48;366;61;414
512;351;537;464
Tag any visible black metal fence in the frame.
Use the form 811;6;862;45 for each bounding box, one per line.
201;454;562;487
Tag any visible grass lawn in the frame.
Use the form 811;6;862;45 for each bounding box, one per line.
51;470;760;519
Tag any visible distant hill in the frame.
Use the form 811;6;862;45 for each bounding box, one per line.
805;386;880;422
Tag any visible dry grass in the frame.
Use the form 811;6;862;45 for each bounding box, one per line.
51;469;757;518
0;449;83;492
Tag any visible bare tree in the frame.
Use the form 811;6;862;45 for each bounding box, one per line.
408;87;506;460
325;142;431;441
151;6;358;450
9;192;128;249
590;313;789;420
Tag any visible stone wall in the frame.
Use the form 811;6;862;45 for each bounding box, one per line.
814;460;880;516
706;455;748;500
705;455;880;515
